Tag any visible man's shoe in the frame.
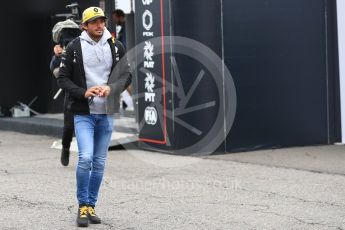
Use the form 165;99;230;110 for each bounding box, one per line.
60;148;70;166
87;206;101;224
77;205;89;227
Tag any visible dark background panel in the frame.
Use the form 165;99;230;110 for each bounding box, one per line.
170;0;222;56
0;0;99;115
224;0;333;151
170;0;225;153
134;0;176;151
135;0;168;143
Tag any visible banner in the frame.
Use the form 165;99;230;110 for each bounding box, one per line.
135;0;170;145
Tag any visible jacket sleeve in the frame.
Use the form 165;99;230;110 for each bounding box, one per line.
49;55;56;72
57;43;86;99
108;41;132;95
50;55;61;72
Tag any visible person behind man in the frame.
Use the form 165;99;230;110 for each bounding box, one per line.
49;44;74;167
112;9;135;111
112;9;126;47
57;6;131;227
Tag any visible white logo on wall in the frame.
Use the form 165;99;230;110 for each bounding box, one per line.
144;41;155;68
145;72;155;92
145;106;158;125
142;0;153;5
144;72;156;102
142;10;153;36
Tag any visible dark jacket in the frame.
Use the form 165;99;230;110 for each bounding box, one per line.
57;37;132;114
49;55;61;72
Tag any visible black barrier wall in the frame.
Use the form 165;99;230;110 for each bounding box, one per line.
135;0;174;152
134;0;340;154
135;0;227;154
0;0;100;115
224;0;340;151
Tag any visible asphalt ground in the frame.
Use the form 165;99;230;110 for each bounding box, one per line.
1;131;345;229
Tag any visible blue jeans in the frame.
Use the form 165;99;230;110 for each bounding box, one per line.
74;114;114;206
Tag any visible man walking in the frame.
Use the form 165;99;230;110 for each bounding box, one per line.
50;44;74;166
57;6;131;227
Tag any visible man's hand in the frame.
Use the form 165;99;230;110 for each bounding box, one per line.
84;86;111;98
84;86;102;98
54;44;63;57
98;86;111;97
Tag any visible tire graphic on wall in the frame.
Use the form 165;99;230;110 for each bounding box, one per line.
113;36;237;166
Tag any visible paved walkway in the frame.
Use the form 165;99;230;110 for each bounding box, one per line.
1;131;345;229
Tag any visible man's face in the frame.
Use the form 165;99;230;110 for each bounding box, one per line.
83;18;106;38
